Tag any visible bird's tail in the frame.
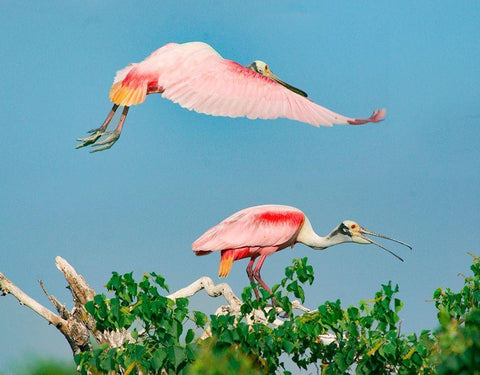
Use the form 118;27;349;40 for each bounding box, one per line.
218;250;235;278
110;81;147;107
109;64;148;106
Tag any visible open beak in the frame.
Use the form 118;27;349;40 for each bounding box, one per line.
351;227;412;262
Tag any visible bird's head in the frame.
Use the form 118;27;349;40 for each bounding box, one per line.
246;60;269;75
334;220;412;262
246;60;308;97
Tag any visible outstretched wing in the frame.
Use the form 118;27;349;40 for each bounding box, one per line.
110;42;386;126
192;205;306;254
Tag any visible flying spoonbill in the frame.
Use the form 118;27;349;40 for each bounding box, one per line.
76;42;386;152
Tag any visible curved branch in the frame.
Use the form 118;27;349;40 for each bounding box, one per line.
167;276;242;310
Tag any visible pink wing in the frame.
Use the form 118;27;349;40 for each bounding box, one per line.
192;205;306;254
111;42;386;126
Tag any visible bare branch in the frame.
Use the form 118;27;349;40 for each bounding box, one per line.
55;256;95;305
167;276;242;309
0;272;64;327
39;279;71;320
0;271;90;354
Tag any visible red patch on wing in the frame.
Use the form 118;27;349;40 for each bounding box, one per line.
111;68;163;105
123;69;159;90
256;210;304;227
226;60;275;84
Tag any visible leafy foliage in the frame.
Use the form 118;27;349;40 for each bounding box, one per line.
431;253;480;374
75;255;480;374
76;272;198;374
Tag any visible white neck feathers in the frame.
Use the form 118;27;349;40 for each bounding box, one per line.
296;218;346;250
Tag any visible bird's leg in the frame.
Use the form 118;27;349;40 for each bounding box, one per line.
90;104;120;134
252;256;282;309
89;106;129;152
246;258;261;300
76;104;119;149
252;256;272;294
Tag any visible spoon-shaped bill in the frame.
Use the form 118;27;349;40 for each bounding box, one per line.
353;227;412;262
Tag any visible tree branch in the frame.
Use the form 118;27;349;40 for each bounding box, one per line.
167;276;242;310
0;272;63;327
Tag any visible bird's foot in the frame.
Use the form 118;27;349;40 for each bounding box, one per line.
76;127;105;149
76;128;121;153
89;130;121;153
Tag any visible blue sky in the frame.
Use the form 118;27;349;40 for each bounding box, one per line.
1;1;479;371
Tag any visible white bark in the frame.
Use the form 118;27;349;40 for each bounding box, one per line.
167;276;242;312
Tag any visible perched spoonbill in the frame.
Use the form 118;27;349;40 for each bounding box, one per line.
192;205;411;293
77;42;386;152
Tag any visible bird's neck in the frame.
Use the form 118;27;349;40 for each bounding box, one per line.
296;219;345;250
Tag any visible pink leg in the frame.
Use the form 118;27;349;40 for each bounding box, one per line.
246;258;260;299
93;104;119;133
252;255;280;307
114;106;129;134
252;255;272;294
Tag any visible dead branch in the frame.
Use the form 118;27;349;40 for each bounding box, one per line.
0;270;89;355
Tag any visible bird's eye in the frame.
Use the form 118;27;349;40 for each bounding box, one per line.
351;224;356;229
339;224;349;235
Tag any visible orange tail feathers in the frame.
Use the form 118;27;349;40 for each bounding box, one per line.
219;251;235;278
109;82;147;106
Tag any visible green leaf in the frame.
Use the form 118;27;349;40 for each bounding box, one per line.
151;348;167;371
383;342;397;358
176;297;189;310
283;340;295;354
131;328;138;340
347;306;359;320
473;289;480;303
185;328;195;344
170;345;186;370
433;287;442;299
152;272;169;292
85;300;95;315
193;311;208;328
394;298;404;313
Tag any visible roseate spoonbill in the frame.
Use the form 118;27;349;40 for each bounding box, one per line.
76;42;386;152
192;205;411;293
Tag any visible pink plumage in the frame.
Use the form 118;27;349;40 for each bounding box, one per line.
192;204;411;294
192;205;306;282
77;41;386;152
192;205;305;256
